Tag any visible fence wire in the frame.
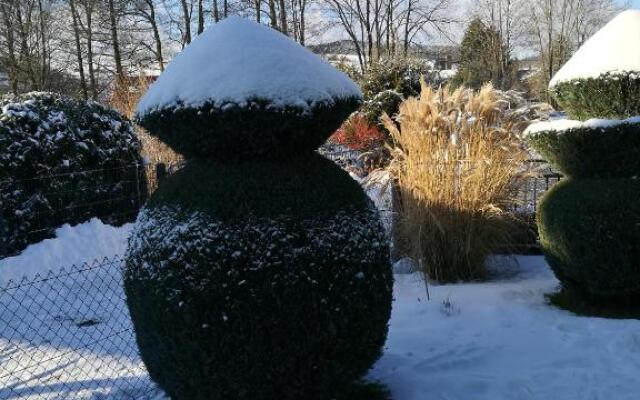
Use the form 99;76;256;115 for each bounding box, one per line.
0;257;162;400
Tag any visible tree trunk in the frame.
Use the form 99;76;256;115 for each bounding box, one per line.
0;3;19;94
278;0;287;34
197;0;204;34
69;0;88;99
108;0;124;78
147;0;164;71
37;0;48;88
84;2;98;99
268;0;277;28
181;0;192;44
213;0;219;22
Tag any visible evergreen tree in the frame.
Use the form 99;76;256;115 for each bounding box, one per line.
454;18;514;90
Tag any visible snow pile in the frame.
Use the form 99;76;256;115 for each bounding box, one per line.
136;17;361;116
524;115;640;136
550;10;640;86
0;218;132;285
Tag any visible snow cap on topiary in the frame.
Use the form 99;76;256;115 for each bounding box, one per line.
135;17;362;160
136;17;361;116
549;10;640;87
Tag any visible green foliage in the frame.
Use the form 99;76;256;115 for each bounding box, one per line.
527;122;640;178
360;90;404;126
548;286;640;319
0;92;146;257
136;96;361;161
538;178;640;301
454;18;515;90
124;155;393;400
148;155;373;220
360;59;431;100
550;72;640;120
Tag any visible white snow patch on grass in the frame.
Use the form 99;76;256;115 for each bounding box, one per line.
371;255;640;400
136;16;361;117
0;218;132;285
550;10;640;86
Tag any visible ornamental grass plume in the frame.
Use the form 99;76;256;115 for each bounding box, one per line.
383;79;530;282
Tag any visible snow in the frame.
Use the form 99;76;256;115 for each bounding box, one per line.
3;223;640;399
524;115;640;136
136;17;362;117
0;218;132;285
549;10;640;87
372;256;640;400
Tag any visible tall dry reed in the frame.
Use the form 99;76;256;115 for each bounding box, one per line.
110;75;182;190
383;80;530;282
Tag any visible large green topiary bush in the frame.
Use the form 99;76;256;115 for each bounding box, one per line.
124;17;392;400
528;10;640;303
0;92;146;257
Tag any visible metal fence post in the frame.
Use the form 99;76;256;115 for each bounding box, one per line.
134;162;142;209
156;163;167;185
0;212;5;256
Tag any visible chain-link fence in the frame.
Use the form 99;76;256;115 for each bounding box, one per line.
0;163;156;259
0;257;162;400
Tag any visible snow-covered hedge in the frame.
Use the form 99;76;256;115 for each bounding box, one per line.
125;17;392;399
526;118;640;178
0;92;146;257
125;156;392;400
550;72;640;120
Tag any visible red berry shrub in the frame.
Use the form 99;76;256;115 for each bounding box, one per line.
330;114;386;151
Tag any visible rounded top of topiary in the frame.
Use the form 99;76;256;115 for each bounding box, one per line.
549;10;640;88
136;17;361;115
135;17;362;160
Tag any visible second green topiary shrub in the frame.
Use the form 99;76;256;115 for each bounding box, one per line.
124;17;392;400
528;10;640;303
538;178;640;300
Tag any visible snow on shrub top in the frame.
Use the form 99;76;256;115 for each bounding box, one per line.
549;10;640;87
136;17;362;117
524;115;640;136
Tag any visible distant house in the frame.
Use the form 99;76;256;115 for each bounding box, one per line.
516;57;540;81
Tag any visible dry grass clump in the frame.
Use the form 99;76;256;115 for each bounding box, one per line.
110;75;182;190
383;80;530;282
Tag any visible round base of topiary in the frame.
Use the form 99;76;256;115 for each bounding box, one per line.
527;122;640;179
538;177;640;302
547;285;640;320
550;73;640;120
136;97;361;161
124;155;392;400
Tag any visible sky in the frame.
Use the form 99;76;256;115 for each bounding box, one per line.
622;0;640;8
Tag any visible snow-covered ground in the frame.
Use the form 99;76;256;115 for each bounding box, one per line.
2;221;640;399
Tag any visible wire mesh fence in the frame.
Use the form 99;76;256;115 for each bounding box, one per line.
0;164;153;259
0;257;162;399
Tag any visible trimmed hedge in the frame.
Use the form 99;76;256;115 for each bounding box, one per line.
527;121;640;179
0;92;146;257
538;177;640;300
136;97;361;161
124;155;392;400
551;72;640;120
